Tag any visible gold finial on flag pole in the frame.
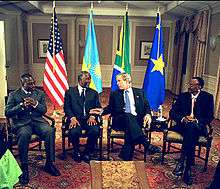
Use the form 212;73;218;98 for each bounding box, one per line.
157;6;160;14
126;3;128;12
91;1;93;10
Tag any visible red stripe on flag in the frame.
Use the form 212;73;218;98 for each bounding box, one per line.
46;58;68;91
43;81;61;107
44;71;64;102
55;52;68;78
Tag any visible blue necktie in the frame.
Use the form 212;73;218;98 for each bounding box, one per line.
125;90;131;113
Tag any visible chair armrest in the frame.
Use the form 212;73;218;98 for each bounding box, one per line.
61;115;69;130
96;115;103;129
107;116;112;130
206;123;213;138
43;114;55;127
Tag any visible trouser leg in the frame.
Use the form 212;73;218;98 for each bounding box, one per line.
84;125;99;155
33;122;56;162
16;125;32;164
68;126;81;153
182;122;199;168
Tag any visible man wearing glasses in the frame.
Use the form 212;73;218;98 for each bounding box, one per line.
170;77;214;185
5;73;61;185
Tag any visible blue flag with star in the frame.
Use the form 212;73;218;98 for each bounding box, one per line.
143;11;166;111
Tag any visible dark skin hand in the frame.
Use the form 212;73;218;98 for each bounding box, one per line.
22;97;37;108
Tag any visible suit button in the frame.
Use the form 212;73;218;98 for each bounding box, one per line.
30;112;32;115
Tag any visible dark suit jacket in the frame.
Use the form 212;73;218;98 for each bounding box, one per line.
169;91;214;134
64;86;101;120
103;87;151;124
5;88;48;128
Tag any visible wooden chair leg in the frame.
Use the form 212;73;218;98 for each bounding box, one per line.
39;141;42;151
168;142;171;152
111;138;114;150
204;147;210;172
149;132;152;144
99;131;103;160
61;135;67;159
107;135;111;160
198;145;201;157
161;140;166;164
144;145;147;162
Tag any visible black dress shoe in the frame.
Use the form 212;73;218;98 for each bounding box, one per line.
44;163;61;176
82;154;91;164
183;168;193;185
19;169;29;185
172;162;184;176
72;152;81;162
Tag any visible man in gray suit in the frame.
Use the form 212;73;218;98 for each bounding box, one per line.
5;73;60;185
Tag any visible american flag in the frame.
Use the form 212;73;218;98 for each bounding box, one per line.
43;7;69;107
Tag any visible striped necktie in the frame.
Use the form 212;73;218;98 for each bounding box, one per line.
124;90;131;113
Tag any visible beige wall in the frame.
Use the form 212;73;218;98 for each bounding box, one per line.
0;21;8;117
202;12;220;97
2;9;219;96
205;12;220;76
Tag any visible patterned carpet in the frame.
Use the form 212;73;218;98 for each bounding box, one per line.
14;88;220;189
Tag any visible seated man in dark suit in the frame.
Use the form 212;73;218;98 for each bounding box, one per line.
5;73;61;185
170;77;214;185
64;71;102;163
102;73;151;161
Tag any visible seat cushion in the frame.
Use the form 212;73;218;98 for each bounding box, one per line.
166;131;183;143
12;134;40;145
166;131;209;145
110;130;125;138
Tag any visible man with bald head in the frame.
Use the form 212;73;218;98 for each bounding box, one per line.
5;73;60;185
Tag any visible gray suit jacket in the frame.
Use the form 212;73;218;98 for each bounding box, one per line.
5;88;48;128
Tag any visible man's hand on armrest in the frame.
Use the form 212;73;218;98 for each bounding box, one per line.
69;117;80;128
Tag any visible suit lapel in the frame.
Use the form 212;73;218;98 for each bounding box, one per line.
18;88;30;100
132;88;139;107
117;90;124;107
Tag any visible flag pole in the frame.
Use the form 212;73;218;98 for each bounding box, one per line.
157;6;163;121
157;7;160;59
52;1;59;116
52;1;56;73
91;1;93;10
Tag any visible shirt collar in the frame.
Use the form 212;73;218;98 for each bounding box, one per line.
22;87;32;95
78;84;86;94
191;90;200;99
125;87;132;93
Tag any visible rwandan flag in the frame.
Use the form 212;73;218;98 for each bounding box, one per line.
82;10;102;93
111;11;131;91
143;11;166;111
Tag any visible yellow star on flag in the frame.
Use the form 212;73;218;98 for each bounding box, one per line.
156;23;160;30
151;54;165;75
